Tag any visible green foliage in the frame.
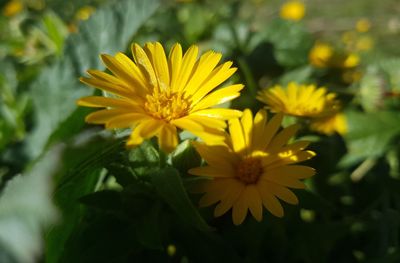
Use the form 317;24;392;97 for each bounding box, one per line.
1;0;400;262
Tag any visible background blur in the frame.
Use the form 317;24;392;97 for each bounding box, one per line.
1;0;400;262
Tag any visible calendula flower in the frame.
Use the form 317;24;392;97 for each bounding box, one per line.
189;109;316;225
78;42;243;152
356;18;371;33
309;42;333;68
342;53;360;68
257;82;340;118
310;112;347;135
2;0;23;17
75;6;96;21
280;0;305;21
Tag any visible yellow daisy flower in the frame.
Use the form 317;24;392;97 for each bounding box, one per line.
189;109;316;225
257;82;341;118
280;1;306;22
78;42;244;153
310;112;347;135
309;42;334;68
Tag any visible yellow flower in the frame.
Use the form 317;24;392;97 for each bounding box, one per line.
309;42;334;68
356;36;374;51
280;1;305;21
2;0;23;17
342;53;360;68
309;112;347;135
189;109;316;225
356;18;371;33
75;6;96;21
78;42;243;153
257;82;341;118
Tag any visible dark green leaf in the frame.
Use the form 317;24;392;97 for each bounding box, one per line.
151;167;212;232
25;0;161;159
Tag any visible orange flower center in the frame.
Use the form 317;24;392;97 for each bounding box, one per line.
144;88;191;122
236;157;263;184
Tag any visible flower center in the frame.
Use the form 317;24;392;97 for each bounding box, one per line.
144;89;191;122
236;157;263;184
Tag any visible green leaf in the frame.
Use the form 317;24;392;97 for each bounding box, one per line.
128;140;161;177
45;131;124;263
151;167;212;232
341;111;400;166
171;140;201;175
24;0;161;159
264;19;313;67
0;147;59;263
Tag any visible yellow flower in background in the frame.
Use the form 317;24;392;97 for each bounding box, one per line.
309;42;334;68
75;5;96;21
310;112;347;135
280;1;305;21
2;0;23;17
257;82;340;118
189;109;316;225
356;18;371;33
78;42;243;153
356;36;374;51
342;53;360;68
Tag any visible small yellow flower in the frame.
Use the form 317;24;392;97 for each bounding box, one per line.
310;112;347;135
309;42;334;68
342;53;360;68
189;109;316;225
257;82;341;118
75;5;95;21
2;0;23;17
356;36;374;51
356;18;371;33
280;1;305;21
78;42;243;153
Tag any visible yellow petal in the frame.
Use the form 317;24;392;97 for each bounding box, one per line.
189;166;235;178
171;117;204;132
77;96;137;108
100;54;146;92
214;179;245;217
229;118;246;154
264;181;299;205
252;109;267;152
114;52;148;92
244;185;263;222
158;124;178;153
175;45;198;92
184;115;227;130
168;43;183;91
131;43;158;87
184;51;222;95
126;119;163;148
192;108;242;120
240;109;253;154
191;142;238;168
106;113;148;129
80;77;134;98
152;42;170;89
190;84;244;112
191;62;237;103
257;181;284;217
85;109;132;124
232;190;249;225
268;124;300;153
260;170;306;189
258;113;283;151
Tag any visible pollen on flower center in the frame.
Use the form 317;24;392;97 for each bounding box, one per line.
236;157;263;184
144;89;191;122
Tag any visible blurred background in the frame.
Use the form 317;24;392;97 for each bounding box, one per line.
1;0;400;262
